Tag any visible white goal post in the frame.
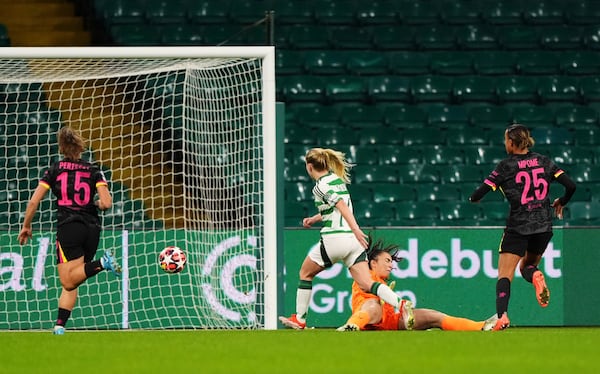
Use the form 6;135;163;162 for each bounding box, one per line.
0;46;278;330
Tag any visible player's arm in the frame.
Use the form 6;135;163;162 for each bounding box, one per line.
18;184;49;245
303;213;322;228
95;184;112;211
336;199;368;249
469;183;492;203
551;173;577;219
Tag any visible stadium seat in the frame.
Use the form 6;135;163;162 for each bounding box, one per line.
565;1;600;25
510;105;557;127
229;0;271;24
537;76;580;103
348;183;373;202
145;0;187;24
284;125;316;145
446;127;490;146
481;0;523;25
530;127;574;145
579;76;600;102
159;24;203;45
471;51;516;75
556;106;599;130
0;24;10;46
303;50;348;75
353;201;397;227
368;76;411;103
187;1;230;24
276;50;304;75
439;0;482;25
370;25;415;50
452;76;497;103
329;27;373;50
319;128;358;147
429;51;473;75
313;1;357;25
359;127;402;146
372;184;417;203
522;1;566;25
284;201;310;227
100;0;145;25
463;145;507;165
583;25;600;50
574;128;600;145
338;104;384;129
479;201;508;225
355;1;398;25
388;52;430;75
291;103;340;129
382;104;428;129
377;145;423;165
280;75;325;103
410;76;453;102
455;25;500;50
424;104;470;128
414;25;457;50
420;146;465;165
540;26;584;50
538;145;595;166
324;76;367;102
516;51;560;75
438;201;482;226
285;182;314;202
439;164;484;184
565;202;600;225
354;165;400;184
567;164;600;183
396;201;440;226
497;25;541;50
402;128;446;146
110;24;161;45
273;1;314;25
559;51;600;75
346;51;389;75
286;25;330;49
415;183;461;202
397;164;440;184
397;0;439;24
495;76;538;103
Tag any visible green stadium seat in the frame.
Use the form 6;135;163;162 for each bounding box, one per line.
540;26;584;50
516;51;560;75
159;24;203;45
479;201;508;225
346;51;389;75
359;127;401;146
110;25;161;45
463;145;507;165
495;76;538;103
338;104;384;128
498;25;541;50
355;1;398;25
414;25;457;50
452;76;496;103
537;76;580;103
549;180;590;202
396;201;440;226
284;144;312;166
273;1;314;25
286;25;330;49
319;128;358;147
382;104;428;129
420;146;465;165
370;25;415;50
415;183;461;202
565;202;600;225
187;1;230;24
565;1;600;25
329;26;373;50
579;77;600;102
368;76;411;103
313;1;357;25
402;128;446;146
530;127;574;145
229;0;271;24
324;76;367;102
522;1;566;25
276;50;304;75
388;52;429;75
303;50;348;75
397;164;440;183
284;126;315;146
353;201;397;227
0;24;10;46
145;0;187;24
424;104;470;128
439;164;484;184
439;0;482;25
559;51;600;75
567;165;600;183
291;103;340;129
583;25;600;50
410;76;453;102
372;184;417;203
438;202;482;226
574;128;600;145
455;25;499;50
285;182;313;202
397;0;439;25
284;201;310;226
429;51;473;75
481;1;523;25
510;105;556;127
99;0;145;25
342;144;379;166
555;106;598;129
537;145;595;166
354;165;400;184
472;51;516;76
348;184;373;202
377;145;423;165
446;127;490;146
280;75;325;103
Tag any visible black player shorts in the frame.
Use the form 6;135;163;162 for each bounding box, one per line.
55;221;101;264
499;231;553;257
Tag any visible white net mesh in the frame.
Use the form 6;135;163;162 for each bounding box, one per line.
0;50;273;330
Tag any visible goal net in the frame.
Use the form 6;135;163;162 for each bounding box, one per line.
0;47;277;330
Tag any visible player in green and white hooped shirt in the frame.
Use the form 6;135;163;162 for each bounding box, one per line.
279;148;412;330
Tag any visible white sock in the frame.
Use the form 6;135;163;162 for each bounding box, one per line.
295;288;312;322
375;284;400;308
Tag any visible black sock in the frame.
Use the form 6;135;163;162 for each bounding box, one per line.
84;260;103;278
496;277;511;318
56;308;71;327
521;265;537;283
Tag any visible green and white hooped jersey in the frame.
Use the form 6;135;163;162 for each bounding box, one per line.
312;172;353;235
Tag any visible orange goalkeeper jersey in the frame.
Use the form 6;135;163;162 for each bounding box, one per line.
351;270;400;330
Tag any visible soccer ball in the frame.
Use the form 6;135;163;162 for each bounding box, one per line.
159;246;187;273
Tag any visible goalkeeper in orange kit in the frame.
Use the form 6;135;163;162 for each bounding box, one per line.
338;237;497;331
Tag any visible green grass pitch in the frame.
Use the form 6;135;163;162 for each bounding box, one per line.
2;328;599;373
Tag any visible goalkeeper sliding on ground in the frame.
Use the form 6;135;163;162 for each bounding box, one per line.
337;237;497;331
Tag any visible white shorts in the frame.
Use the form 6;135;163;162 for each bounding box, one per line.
308;233;367;268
